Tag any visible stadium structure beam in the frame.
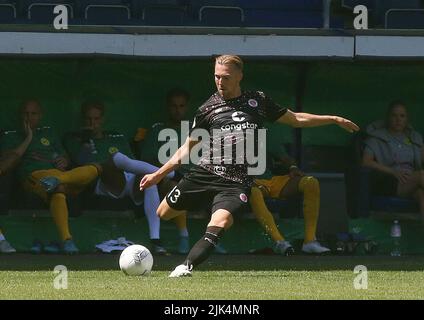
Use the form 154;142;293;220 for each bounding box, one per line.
355;35;424;59
0;32;354;59
323;0;332;29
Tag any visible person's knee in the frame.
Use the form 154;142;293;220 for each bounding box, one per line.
156;201;167;219
91;163;103;175
53;184;67;194
250;187;265;215
224;215;233;229
209;210;233;230
110;152;130;170
299;176;320;193
250;186;261;200
220;215;233;230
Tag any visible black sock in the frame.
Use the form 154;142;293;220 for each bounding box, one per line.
150;239;162;246
183;226;224;269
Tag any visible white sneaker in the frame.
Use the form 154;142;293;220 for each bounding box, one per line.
169;264;193;278
0;240;16;253
302;241;331;254
274;241;295;256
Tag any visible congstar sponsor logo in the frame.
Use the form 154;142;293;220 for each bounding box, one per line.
219;112;259;131
221;122;258;131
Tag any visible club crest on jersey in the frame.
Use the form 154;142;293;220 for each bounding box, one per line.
108;147;119;154
248;99;258;108
40;138;50;146
239;193;248;203
213;166;226;175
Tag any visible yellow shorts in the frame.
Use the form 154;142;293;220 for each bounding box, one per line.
23;169;85;202
254;175;291;199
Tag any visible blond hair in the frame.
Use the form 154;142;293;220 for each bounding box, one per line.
215;55;243;71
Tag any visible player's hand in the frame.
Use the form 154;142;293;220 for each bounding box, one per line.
289;166;305;178
392;169;411;184
55;156;69;171
334;117;360;133
23;120;33;142
140;173;163;191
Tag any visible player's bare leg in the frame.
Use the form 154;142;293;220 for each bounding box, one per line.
207;209;233;229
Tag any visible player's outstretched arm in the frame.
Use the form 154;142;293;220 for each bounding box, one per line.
139;136;199;190
277;109;360;133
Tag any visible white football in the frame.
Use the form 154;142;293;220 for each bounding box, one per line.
119;245;153;276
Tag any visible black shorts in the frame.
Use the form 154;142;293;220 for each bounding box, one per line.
165;168;251;215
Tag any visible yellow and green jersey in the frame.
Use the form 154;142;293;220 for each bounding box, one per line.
139;121;192;176
258;126;291;180
0;127;66;180
64;130;134;165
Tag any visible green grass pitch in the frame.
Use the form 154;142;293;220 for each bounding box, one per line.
1;254;424;300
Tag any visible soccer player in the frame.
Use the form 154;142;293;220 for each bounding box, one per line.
251;174;330;255
0;123;34;253
140;55;359;277
0;99;100;254
0;121;33;177
138;89;192;254
62;100;184;254
250;133;330;255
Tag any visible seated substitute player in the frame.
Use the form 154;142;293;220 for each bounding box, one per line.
138;88;192;254
0;122;34;253
140;55;359;277
0;99;100;254
62;100;179;254
250;138;330;255
363;101;424;221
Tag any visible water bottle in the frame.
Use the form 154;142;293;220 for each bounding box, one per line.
390;220;402;257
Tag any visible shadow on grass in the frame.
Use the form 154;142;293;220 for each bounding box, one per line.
1;254;424;272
